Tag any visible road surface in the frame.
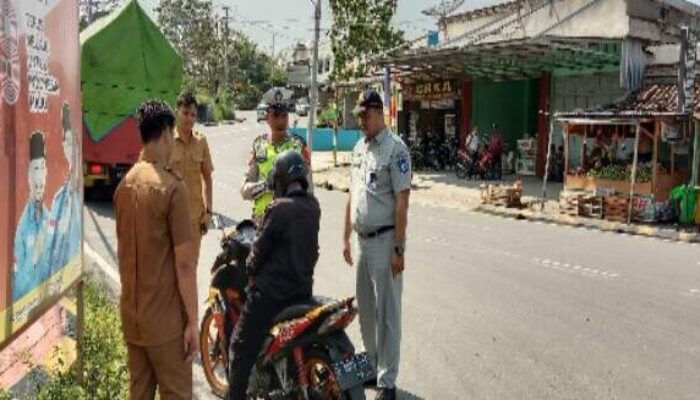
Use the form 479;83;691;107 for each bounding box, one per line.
84;111;700;399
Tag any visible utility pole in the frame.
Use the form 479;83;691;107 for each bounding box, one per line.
87;0;94;24
308;0;321;159
272;31;276;60
222;6;230;90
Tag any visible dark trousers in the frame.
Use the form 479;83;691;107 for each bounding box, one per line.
227;287;286;400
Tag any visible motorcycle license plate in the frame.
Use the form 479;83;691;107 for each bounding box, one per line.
332;352;375;391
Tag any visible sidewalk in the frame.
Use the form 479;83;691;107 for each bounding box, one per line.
311;151;563;212
312;151;700;243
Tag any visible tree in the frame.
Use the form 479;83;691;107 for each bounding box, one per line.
79;0;120;31
328;0;405;81
157;0;224;95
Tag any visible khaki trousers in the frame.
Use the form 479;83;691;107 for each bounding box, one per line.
126;336;192;400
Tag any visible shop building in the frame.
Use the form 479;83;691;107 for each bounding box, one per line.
376;0;700;176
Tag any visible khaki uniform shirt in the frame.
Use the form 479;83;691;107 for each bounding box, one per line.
350;129;412;234
169;128;214;225
114;158;192;346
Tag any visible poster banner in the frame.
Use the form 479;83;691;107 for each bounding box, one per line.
0;0;82;347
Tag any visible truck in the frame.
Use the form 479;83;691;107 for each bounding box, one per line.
80;0;182;196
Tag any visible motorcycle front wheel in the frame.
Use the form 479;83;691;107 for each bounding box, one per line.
299;349;347;400
201;307;230;398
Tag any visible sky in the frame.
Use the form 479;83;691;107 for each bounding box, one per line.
137;0;700;57
137;0;501;56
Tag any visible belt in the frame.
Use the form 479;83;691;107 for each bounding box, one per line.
357;225;395;239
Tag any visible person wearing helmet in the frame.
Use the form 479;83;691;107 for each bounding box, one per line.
228;150;321;400
241;88;312;226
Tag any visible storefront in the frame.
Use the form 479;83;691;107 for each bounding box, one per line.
376;37;622;176
399;79;461;144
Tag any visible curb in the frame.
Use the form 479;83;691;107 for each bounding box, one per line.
476;204;700;243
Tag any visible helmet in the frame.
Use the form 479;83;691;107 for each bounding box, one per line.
267;150;308;198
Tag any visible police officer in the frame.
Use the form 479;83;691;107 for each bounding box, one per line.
241;88;311;225
228;150;321;400
343;90;411;400
13;131;50;301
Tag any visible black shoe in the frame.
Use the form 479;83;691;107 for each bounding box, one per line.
363;378;377;388
375;388;397;400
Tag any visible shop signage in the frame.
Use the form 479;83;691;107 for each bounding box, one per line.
405;80;457;101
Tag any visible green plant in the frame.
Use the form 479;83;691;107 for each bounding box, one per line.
0;388;12;400
81;282;129;399
316;103;339;128
23;282;128;399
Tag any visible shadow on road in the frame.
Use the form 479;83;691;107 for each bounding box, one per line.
397;389;425;400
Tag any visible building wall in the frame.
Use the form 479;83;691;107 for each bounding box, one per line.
550;72;626;165
443;0;629;46
471;79;540;149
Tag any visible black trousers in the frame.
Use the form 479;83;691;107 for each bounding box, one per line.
227;287;287;400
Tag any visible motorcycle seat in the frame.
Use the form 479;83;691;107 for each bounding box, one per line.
271;296;334;325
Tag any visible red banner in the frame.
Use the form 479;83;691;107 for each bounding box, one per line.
0;0;82;351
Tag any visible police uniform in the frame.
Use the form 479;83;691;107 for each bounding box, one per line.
350;128;411;390
240;133;310;224
114;156;193;400
13;201;50;301
168;127;214;265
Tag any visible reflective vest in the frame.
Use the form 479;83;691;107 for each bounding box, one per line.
253;135;305;217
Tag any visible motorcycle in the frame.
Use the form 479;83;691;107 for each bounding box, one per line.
455;148;473;179
409;138;426;171
200;216;372;399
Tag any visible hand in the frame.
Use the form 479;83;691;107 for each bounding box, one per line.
200;213;212;235
391;253;405;277
343;240;353;266
183;323;199;363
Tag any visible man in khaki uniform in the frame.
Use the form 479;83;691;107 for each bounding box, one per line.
115;100;199;400
168;92;214;265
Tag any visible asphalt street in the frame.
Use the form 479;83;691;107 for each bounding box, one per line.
84;111;700;400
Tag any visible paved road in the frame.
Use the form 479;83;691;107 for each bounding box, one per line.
85;111;700;400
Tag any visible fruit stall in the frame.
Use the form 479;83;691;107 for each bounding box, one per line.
552;79;696;223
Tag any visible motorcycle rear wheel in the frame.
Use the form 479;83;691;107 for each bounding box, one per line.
201;307;230;398
456;163;468;179
299;349;347;400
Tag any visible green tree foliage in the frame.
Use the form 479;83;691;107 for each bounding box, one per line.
79;0;121;31
328;0;405;81
157;0;286;111
157;0;224;95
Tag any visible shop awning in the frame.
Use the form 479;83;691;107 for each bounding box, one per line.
556;79;700;120
375;36;620;83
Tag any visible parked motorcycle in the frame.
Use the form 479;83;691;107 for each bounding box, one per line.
409;138;426;171
455;148;473;179
200;216;371;399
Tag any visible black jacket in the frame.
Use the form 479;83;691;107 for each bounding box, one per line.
248;193;321;301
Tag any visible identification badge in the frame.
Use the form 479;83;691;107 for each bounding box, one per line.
255;142;267;162
366;171;377;191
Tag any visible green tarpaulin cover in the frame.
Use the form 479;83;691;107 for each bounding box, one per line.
81;0;182;141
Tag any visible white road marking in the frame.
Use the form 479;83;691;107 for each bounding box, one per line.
84;242;121;288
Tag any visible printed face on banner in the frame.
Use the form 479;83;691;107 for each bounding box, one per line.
29;157;47;203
